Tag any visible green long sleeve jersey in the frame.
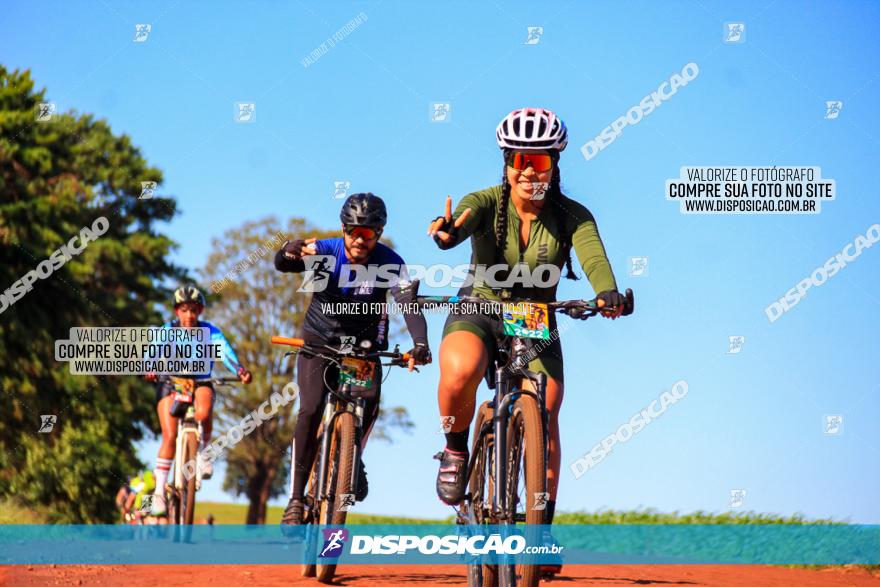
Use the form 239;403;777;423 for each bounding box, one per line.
440;184;618;301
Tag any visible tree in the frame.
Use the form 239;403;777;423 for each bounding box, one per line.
200;217;414;523
0;66;184;521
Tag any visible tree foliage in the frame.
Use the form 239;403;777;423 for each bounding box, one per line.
0;66;183;522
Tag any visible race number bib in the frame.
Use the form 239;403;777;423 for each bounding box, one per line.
338;358;376;388
171;377;194;403
502;302;550;340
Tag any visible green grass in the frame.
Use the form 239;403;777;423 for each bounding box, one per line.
193;501;449;525
556;508;840;525
0;498;51;524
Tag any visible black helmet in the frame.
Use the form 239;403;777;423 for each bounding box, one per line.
339;193;387;228
173;285;206;308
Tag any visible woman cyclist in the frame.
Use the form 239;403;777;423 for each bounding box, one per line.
427;108;631;543
145;286;252;517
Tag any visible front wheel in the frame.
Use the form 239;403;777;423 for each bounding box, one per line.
180;430;199;526
468;401;498;587
316;411;356;584
503;394;546;587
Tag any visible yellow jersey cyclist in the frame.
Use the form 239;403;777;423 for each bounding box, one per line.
427;107;633;527
116;470;156;522
144;286;252;517
274;193;432;526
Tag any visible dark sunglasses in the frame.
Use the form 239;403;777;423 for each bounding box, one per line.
343;225;382;240
506;152;555;172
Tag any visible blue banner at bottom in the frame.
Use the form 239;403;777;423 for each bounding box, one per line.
1;524;878;565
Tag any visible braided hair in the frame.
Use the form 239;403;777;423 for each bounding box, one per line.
495;151;579;280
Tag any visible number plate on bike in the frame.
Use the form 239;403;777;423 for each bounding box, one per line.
502;302;550;340
338;358;375;388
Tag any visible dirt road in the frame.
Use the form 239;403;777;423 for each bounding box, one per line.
2;564;880;586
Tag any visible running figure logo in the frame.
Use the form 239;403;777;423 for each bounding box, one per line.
724;22;745;43
727;335;745;354
430;102;451;123
824;415;843;435
628;256;648;277
320;528;350;558
532;492;549;510
824;101;843;120
133;24;152;43
337;494;355;512
297;255;336;293
140;181;157;200
333;181;351;199
35;102;56;122
235;102;256;123
524;26;543;45
38;415;57;433
338;336;356;355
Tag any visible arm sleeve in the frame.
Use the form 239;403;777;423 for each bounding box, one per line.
433;188;494;251
212;327;243;373
568;202;618;294
274;241;306;273
387;257;429;345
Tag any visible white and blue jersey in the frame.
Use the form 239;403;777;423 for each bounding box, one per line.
160;319;242;380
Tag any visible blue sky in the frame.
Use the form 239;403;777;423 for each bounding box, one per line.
4;1;879;522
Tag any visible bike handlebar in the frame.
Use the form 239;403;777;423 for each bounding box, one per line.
414;288;635;318
270;336;413;365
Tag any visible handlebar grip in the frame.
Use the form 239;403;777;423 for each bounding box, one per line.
271;336;305;348
624;288;635;315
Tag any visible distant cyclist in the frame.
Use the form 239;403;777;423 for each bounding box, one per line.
427;108;632;573
144;286;252;517
117;470;155;522
275;193;431;526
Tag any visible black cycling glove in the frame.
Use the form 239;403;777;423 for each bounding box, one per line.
408;341;432;364
281;239;309;260
431;216;460;249
597;290;633;316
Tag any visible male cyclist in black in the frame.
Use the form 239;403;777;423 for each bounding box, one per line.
275;193;431;525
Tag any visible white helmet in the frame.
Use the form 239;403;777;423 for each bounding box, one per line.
495;108;568;152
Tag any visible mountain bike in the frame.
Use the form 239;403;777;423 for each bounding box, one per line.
155;375;240;527
271;336;418;584
417;289;634;587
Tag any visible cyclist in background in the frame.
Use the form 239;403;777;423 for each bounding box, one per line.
117;470;155;522
427;108;632;572
144;286;252;517
275;193;431;526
